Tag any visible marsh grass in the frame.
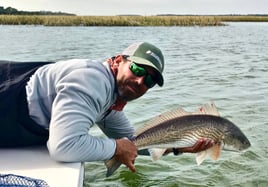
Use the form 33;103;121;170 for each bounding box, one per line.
0;15;267;26
0;15;223;26
218;15;268;22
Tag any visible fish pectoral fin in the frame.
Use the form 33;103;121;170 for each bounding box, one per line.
207;143;222;161
148;148;167;161
195;143;222;165
196;150;207;165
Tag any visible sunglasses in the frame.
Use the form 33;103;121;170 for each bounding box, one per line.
129;62;156;88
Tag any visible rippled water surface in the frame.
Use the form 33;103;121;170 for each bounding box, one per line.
1;22;267;187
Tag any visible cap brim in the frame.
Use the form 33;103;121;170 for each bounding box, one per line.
128;56;164;86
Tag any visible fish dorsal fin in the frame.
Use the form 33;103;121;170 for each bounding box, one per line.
134;102;220;136
134;108;192;136
194;102;220;116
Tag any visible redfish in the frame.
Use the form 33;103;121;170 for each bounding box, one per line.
105;103;251;177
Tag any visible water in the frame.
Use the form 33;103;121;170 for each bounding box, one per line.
1;22;267;187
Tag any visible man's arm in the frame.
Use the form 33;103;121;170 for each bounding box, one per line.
97;110;135;139
97;110;138;172
47;69;117;162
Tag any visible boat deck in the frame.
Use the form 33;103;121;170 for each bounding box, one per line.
0;146;84;187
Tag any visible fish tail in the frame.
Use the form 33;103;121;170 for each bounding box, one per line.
104;157;122;177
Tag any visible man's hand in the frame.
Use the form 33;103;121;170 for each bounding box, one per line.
114;138;138;173
164;138;215;155
181;138;214;153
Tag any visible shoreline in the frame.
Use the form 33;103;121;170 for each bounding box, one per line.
0;15;268;26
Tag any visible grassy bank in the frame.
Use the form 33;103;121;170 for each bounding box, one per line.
0;15;267;26
218;15;268;22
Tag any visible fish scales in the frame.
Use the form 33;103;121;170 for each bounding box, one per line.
105;103;251;177
133;115;229;149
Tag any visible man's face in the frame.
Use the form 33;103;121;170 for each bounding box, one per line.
116;59;157;101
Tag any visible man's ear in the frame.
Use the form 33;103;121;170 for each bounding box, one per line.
114;55;124;65
109;55;125;74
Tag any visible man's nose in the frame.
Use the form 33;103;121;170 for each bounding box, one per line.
136;76;146;86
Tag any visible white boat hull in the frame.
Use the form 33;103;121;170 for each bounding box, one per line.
0;146;84;187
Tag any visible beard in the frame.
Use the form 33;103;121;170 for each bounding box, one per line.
117;80;143;101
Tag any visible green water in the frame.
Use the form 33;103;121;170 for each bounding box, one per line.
0;22;267;186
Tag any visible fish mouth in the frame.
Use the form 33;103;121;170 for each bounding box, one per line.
222;141;251;151
239;137;251;150
241;143;251;150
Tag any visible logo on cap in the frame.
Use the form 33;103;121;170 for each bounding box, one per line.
146;50;163;70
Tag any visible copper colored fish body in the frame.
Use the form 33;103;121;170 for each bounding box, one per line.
105;103;251;177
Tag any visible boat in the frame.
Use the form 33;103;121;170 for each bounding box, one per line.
0;146;84;187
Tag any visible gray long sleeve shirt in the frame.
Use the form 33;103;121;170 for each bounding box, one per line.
26;59;135;162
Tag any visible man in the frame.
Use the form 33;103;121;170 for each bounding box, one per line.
0;42;213;173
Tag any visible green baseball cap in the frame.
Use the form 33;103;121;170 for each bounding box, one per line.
123;42;164;86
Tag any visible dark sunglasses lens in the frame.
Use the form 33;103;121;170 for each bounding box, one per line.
130;63;156;88
130;63;146;77
145;75;156;88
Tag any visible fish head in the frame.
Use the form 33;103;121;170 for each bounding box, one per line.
222;123;251;151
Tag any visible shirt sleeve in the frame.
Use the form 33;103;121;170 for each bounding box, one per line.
47;68;116;162
97;110;151;156
96;110;135;140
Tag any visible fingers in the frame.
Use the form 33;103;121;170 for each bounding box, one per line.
203;138;215;149
196;138;215;152
181;138;215;153
115;138;138;173
125;149;137;172
126;159;136;173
